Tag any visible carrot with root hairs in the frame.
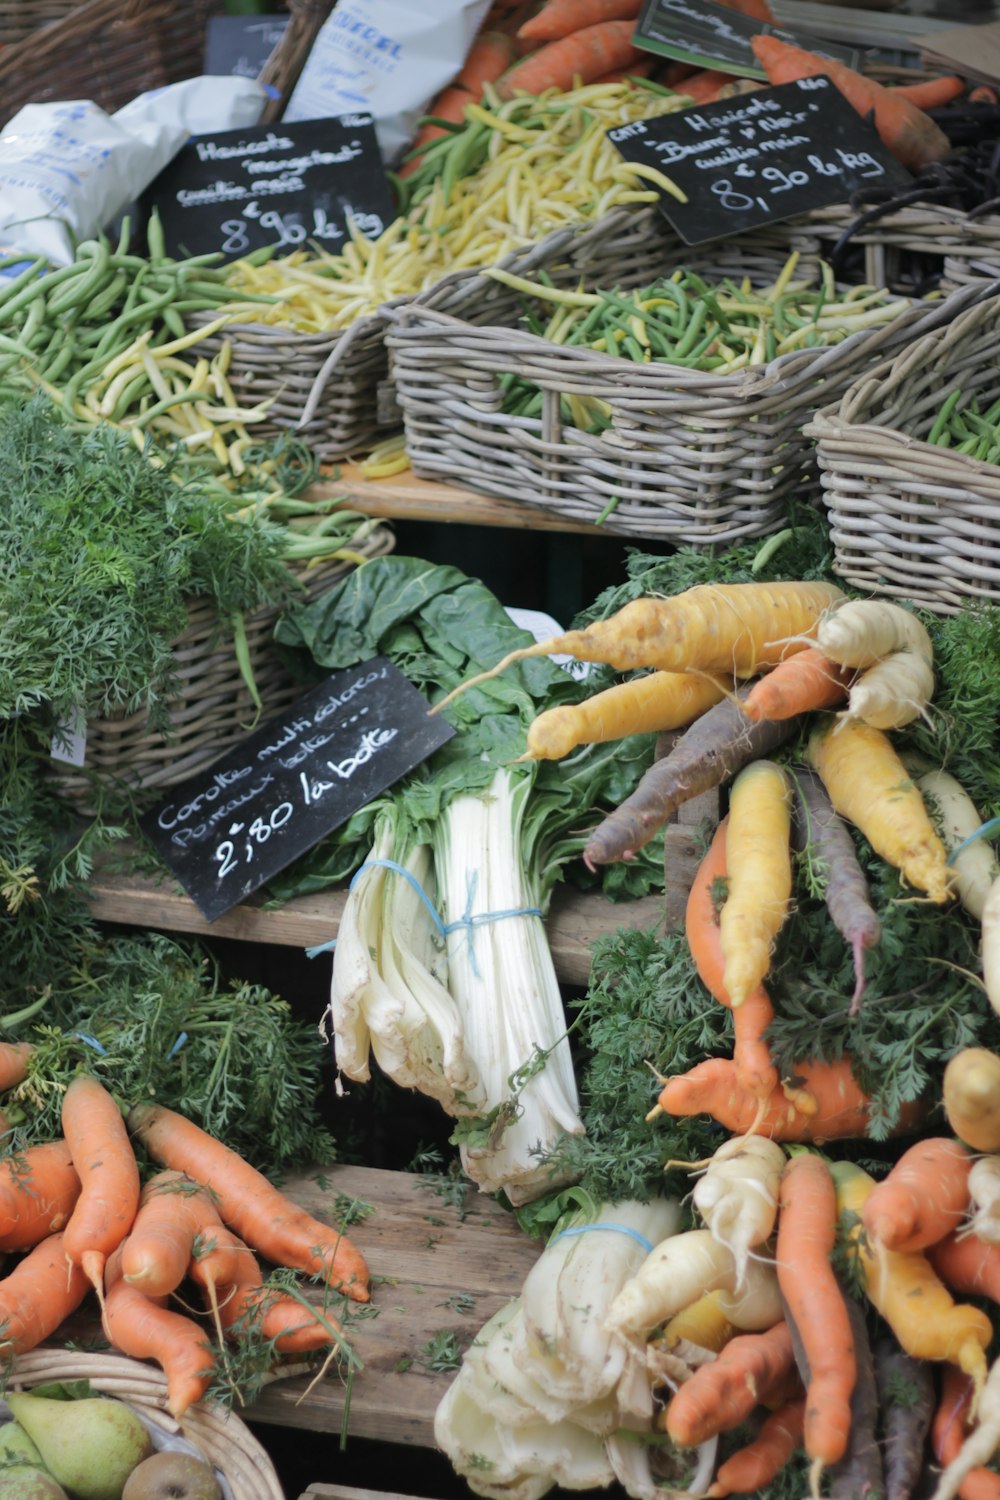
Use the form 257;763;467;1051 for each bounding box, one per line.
929;1231;1000;1305
808;715;953;903
720;760;793;1007
121;1170;226;1297
776;1154;856;1484
874;1335;935;1500
0;1140;81;1252
0;1041;32;1092
707;1396;805;1497
891;75;965;109
684;816;778;1099
103;1245;214;1419
585;685;803;866
128;1102;370;1302
932;1362;1000;1500
518;0;641;42
664;1320;798;1447
434;579;843;711
192;1229;339;1355
522;669;726;761
862;1137;972;1253
749;33;951;173
790;765;880;1014
61;1073;140;1303
0;1231;89;1355
496;19;644;96
743;647;853;723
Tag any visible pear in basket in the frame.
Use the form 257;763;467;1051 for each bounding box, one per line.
5;1392;152;1500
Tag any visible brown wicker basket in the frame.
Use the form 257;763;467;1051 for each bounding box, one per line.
804;203;1000;296
50;520;395;807
383;206;973;544
7;1349;285;1500
806;285;1000;614
0;0;79;45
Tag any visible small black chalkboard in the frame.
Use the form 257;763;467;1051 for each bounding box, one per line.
140;115;395;262
608;77;910;246
140;658;454;922
633;0;861;79
203;14;289;81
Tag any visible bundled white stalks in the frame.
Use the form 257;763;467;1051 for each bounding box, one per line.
690;1135;786;1288
437;768;583;1203
605;1228;781;1339
967;1156;1000;1243
436;1198;686;1500
606;1430;718;1500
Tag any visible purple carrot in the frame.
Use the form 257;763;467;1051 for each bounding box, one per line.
829;1296;884;1500
874;1335;935;1500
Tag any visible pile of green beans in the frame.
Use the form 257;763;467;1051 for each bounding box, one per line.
927;389;1000;462
494;258;913;430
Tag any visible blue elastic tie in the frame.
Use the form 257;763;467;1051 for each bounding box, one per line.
166;1032;188;1061
947;815;1000;867
70;1032;107;1055
551;1222;655;1253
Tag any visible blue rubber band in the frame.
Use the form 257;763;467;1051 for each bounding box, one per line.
551;1222;655;1253
947;815;1000;867
306;938;337;959
166;1032;188;1061
70;1032;107;1055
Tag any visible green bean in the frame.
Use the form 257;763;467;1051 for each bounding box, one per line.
109;371;154;423
442;120;490;205
20;293;48;348
594;493;621;525
957;435;979;455
162;306;187;338
0;262;82;322
39;332;77;385
132;389;206;429
146;210;167;265
82;271;129;322
982;396;1000;425
673;300;709;360
928;389;962;446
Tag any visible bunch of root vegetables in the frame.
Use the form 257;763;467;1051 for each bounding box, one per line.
0;1069;368;1417
440;1132;1000;1500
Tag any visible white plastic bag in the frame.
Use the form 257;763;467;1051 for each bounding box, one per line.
0;77;267;267
284;0;492;164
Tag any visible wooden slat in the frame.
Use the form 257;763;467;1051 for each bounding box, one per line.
84;861;664;989
309;465;606;535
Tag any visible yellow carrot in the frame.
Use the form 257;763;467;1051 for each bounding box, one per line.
832;1160;992;1393
807;716;953;903
523;670;726;761
720;761;793;1006
663;1290;736;1356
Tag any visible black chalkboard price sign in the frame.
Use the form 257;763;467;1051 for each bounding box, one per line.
141;658;455;922
140;114;395;262
633;0;860;79
203;14;289;80
608;77;911;246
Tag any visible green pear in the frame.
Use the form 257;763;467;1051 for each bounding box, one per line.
5;1393;153;1500
0;1420;44;1466
0;1466;69;1500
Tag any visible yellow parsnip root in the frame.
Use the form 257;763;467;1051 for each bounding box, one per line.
818;600;933;670
435;581;844;713
662;1291;736;1356
832;1161;992;1393
808;716;953;903
523;670;726;760
720;762;793;1006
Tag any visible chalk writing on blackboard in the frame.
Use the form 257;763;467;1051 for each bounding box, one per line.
633;0;861;78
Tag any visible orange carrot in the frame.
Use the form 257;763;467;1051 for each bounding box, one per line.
719;0;775;21
666;1321;798;1447
970;86;999;106
929;1231;1000;1305
0;1231;89;1355
121;1171;226;1298
708;1396;806;1497
933;1366;1000;1500
191;1229;338;1355
62;1074;140;1298
128;1102;370;1302
591;57;655;84
496;19;643;97
399;32;518;174
187;1220;254;1306
891;75;964;109
777;1155;856;1475
0;1041;32;1092
678;68;739;103
862;1137;972;1252
518;0;641;42
743;648;852;722
104;1245;214;1419
685;817;779;1100
750;34;951;173
0;1140;81;1253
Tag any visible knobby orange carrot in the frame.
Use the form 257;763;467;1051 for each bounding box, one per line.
128;1102;370;1302
929;1231;1000;1305
0;1139;81;1253
743;647;852;723
61;1074;140;1298
121;1170;226;1297
707;1396;806;1497
891;75;964;108
862;1137;972;1253
750;34;950;173
665;1320;798;1446
518;0;641;42
191;1228;339;1355
0;1040;32;1092
0;1231;89;1355
104;1245;214;1419
685;816;779;1099
496;19;645;96
777;1155;856;1479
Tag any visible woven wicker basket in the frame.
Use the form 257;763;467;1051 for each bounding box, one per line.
50;521;394;807
806;285;1000;614
0;0;79;45
384;206;973;544
7;1349;284;1499
804;203;1000;296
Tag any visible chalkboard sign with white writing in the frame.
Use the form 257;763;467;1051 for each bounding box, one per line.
140;658;454;922
140;114;395;262
633;0;861;78
608;77;910;245
203;14;289;80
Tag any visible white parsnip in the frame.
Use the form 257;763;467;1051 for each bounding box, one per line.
908;767;999;922
691;1135;786;1289
604;1228;777;1339
818;600;933;670
967;1156;1000;1245
983;875;1000;1022
842;648;935;730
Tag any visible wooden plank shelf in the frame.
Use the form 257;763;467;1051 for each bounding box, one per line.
85;861;664;989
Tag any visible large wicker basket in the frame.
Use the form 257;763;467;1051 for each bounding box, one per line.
804;203;1000;296
807;286;1000;614
0;0;79;44
6;1349;284;1499
50;520;394;807
384;207;978;544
